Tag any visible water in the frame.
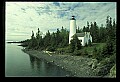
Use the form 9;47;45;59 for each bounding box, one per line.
5;43;72;77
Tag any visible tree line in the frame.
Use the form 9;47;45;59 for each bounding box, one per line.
22;26;69;51
22;16;116;52
22;15;116;77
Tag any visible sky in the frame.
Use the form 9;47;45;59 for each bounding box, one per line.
5;2;117;41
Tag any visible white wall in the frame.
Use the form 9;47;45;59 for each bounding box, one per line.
90;35;92;43
84;32;92;45
78;37;85;46
78;33;92;46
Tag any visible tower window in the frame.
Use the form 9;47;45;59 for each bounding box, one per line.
80;40;82;42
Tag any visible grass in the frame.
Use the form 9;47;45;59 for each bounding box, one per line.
52;43;106;56
80;43;106;55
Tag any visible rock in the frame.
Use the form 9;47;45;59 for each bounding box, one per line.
109;64;116;78
23;49;96;77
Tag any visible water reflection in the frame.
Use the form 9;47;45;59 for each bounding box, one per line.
29;55;53;76
29;55;73;76
29;56;35;70
29;56;42;72
6;43;73;76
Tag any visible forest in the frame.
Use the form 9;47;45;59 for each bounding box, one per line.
21;16;116;77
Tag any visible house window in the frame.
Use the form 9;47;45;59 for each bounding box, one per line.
80;40;82;42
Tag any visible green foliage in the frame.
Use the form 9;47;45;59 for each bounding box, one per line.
92;39;116;76
24;26;69;51
92;46;107;62
83;26;86;32
21;39;31;47
86;21;90;32
69;34;82;53
28;37;38;49
47;46;56;52
101;38;114;58
64;46;72;53
23;16;116;51
85;42;88;47
88;39;92;46
96;57;115;76
90;22;99;43
43;30;51;48
82;49;88;56
36;28;43;49
76;26;82;33
73;50;81;56
28;31;38;49
109;64;116;78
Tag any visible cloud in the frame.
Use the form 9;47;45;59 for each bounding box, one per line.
53;2;60;7
5;2;116;41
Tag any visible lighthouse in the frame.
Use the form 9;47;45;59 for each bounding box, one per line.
69;16;76;44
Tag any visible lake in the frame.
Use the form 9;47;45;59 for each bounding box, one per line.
5;43;72;77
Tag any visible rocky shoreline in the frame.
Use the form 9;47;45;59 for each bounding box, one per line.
22;49;99;77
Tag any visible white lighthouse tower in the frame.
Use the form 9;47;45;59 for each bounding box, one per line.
69;16;76;44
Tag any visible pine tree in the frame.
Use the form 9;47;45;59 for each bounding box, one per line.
99;24;106;42
83;26;86;32
92;22;99;42
86;21;90;32
43;30;51;48
31;31;34;40
36;28;43;49
70;34;81;52
88;39;92;46
29;30;37;49
56;28;62;46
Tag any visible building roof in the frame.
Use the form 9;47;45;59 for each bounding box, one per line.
76;33;85;37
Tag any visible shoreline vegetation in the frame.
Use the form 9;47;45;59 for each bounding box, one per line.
20;16;116;77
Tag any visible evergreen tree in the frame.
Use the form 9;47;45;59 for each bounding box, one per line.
86;21;90;32
99;37;114;61
85;42;88;47
50;32;56;47
70;34;81;52
88;39;92;46
105;16;115;41
43;30;51;48
56;28;62;46
99;24;106;42
106;15;110;28
83;26;86;32
31;31;34;40
59;27;69;47
76;26;82;33
92;22;99;42
29;31;37;49
112;19;116;41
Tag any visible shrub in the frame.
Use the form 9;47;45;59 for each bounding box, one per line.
88;39;92;46
73;50;81;56
82;49;88;55
109;64;116;78
47;46;56;52
96;57;115;76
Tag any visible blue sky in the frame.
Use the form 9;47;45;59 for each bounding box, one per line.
5;2;116;41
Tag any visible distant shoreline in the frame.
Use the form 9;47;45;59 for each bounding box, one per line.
22;49;98;77
7;41;22;43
